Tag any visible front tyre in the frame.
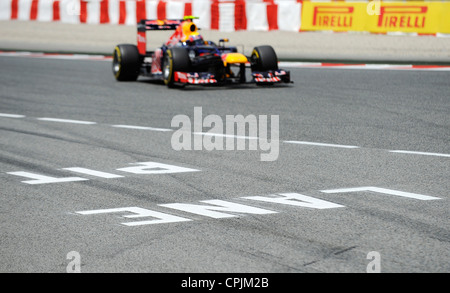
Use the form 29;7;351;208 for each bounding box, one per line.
250;45;278;72
113;44;140;81
163;47;191;88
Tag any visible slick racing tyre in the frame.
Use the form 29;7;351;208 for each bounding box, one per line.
163;47;191;88
113;44;140;81
250;45;279;72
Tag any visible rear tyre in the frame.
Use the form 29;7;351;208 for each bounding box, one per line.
113;44;140;81
250;45;278;72
163;47;191;88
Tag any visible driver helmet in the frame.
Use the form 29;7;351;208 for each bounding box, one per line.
187;34;204;45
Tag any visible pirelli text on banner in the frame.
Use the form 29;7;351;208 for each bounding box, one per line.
301;1;450;34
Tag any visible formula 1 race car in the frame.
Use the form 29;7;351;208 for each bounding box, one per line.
112;16;291;88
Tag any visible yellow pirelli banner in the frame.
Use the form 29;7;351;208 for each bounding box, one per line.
301;1;450;34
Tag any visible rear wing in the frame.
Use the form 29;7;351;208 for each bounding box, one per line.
137;16;199;55
137;19;184;32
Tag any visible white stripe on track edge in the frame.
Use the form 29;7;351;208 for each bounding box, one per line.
278;62;450;71
4;112;449;158
0;51;111;61
1;52;449;71
193;132;259;140
112;125;172;132
389;150;450;158
62;168;125;179
37;118;97;125
0;113;26;118
284;140;360;149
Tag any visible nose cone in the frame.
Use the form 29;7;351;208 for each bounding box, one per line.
222;53;248;65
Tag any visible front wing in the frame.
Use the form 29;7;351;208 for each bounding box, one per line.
174;72;218;85
172;69;291;86
251;69;291;84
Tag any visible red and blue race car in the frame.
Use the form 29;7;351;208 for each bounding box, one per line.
113;16;291;88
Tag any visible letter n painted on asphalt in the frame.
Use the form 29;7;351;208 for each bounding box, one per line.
160;200;278;219
242;193;345;209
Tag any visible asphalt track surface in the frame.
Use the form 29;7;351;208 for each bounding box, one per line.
0;55;449;274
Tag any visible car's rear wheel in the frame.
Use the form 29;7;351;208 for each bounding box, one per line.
163;47;191;88
113;44;140;81
250;45;278;72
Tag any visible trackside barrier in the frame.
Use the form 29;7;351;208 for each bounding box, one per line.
210;0;301;32
0;0;302;31
0;0;449;34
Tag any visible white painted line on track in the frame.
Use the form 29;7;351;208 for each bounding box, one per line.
278;62;450;71
284;140;360;149
321;186;441;201
2;52;449;71
1;113;171;132
37;117;97;125
112;125;172;132
278;62;323;67
4;112;448;159
44;54;110;61
75;207;193;226
62;168;125;179
193;132;259;140
0;113;26;118
0;51;111;61
7;171;89;185
389;150;450;158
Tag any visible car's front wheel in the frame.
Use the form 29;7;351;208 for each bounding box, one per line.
250;45;279;72
163;47;191;88
113;44;140;81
